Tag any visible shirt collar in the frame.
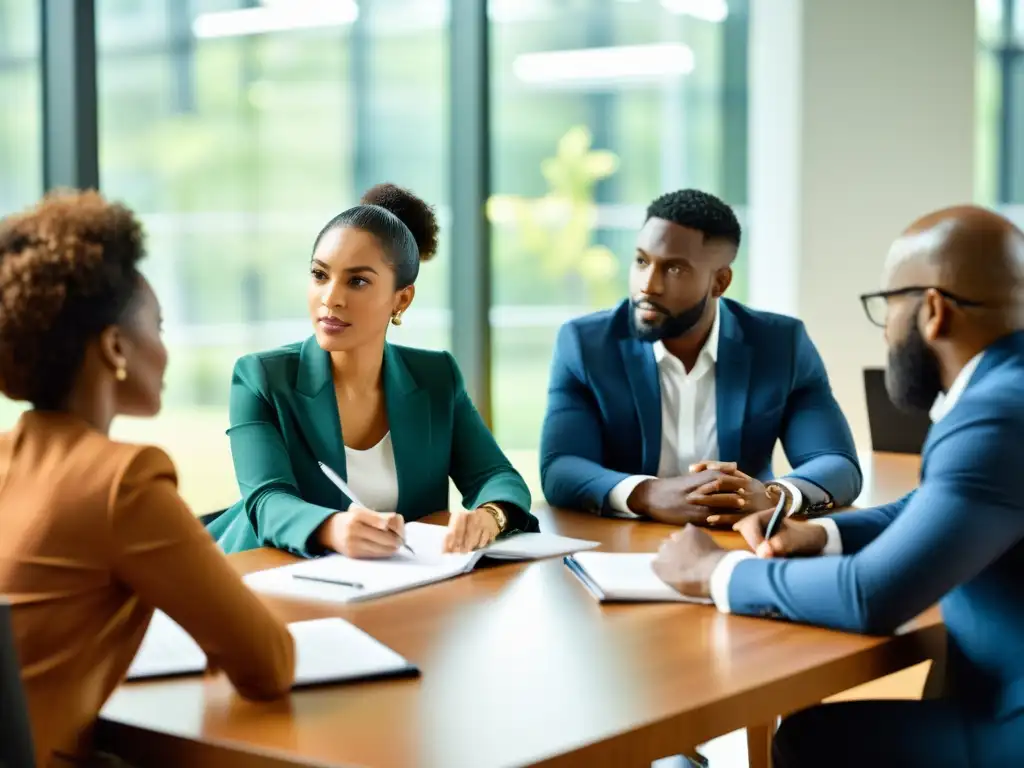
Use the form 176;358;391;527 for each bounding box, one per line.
929;351;984;423
653;299;721;366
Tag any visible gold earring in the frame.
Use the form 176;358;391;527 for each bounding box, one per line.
391;311;403;326
115;362;127;382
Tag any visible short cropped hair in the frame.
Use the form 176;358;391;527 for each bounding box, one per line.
646;189;741;248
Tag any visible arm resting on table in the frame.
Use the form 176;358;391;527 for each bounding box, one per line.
728;410;1024;634
540;323;633;514
779;323;863;509
445;353;537;533
109;448;295;699
229;357;338;556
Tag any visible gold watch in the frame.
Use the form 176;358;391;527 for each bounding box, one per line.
479;502;507;533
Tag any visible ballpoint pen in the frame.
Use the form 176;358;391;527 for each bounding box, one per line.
292;573;364;589
762;486;792;543
317;461;416;556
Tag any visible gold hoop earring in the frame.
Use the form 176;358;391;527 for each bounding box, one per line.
115;365;127;382
391;311;403;326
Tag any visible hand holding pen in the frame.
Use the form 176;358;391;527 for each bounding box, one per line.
315;506;411;559
316;461;415;558
731;489;830;559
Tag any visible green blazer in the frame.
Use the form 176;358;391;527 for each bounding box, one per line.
209;337;536;556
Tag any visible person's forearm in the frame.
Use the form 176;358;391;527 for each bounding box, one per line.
247;488;338;556
788;477;827;504
786;454;862;508
624;478;661;516
489;501;535;535
777;476;832;516
541;454;631;514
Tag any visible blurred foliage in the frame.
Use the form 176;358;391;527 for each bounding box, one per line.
488;126;621;308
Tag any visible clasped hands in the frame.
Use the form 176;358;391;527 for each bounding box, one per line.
317;506;501;559
628;460;776;528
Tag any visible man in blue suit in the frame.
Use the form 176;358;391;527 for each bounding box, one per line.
653;206;1024;766
540;189;861;524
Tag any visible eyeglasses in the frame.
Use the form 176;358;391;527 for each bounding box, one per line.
858;286;986;328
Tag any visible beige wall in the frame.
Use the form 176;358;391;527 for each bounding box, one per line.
747;0;976;450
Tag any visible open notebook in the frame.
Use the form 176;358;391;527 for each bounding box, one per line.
244;522;599;604
127;611;417;687
564;552;713;604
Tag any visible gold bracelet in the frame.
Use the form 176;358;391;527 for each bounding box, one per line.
479;502;508;533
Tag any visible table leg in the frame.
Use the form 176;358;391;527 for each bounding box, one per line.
746;722;775;768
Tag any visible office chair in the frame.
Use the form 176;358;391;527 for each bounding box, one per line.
198;508;227;527
0;600;35;768
863;368;931;454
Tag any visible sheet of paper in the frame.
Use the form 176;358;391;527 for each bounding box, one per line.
289;617;416;687
126;611;207;680
484;531;600;560
566;552;712;604
402;521;599;561
401;521;455;560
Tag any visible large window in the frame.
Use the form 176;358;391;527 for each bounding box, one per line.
488;0;749;485
0;0;41;216
97;0;449;509
0;0;41;429
977;0;1024;218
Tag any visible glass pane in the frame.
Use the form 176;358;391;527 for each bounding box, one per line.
977;0;1005;45
97;0;449;511
489;0;747;491
975;50;1001;205
1007;52;1024;205
978;0;1024;45
0;0;41;215
0;0;41;429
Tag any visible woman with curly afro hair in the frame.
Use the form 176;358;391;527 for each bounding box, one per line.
209;183;537;558
0;190;294;766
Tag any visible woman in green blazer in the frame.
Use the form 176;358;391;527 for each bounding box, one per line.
210;184;535;557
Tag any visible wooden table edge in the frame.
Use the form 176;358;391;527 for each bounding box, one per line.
523;619;945;767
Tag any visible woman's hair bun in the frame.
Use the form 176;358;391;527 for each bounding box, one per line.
360;183;439;262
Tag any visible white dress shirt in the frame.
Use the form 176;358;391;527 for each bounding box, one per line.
708;350;987;613
607;302;722;516
343;432;400;512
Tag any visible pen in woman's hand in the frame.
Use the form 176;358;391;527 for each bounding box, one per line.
317;461;416;555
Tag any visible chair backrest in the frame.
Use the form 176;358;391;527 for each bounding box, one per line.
863;367;931;454
198;508;227;528
0;600;35;768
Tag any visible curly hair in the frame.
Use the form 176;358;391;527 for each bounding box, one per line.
0;190;146;409
646;189;742;248
312;183;439;290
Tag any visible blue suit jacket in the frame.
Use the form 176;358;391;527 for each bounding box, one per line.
729;332;1024;731
540;298;861;514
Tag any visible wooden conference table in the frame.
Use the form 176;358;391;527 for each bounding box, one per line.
98;453;940;768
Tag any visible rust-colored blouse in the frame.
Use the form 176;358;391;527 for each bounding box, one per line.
0;411;295;766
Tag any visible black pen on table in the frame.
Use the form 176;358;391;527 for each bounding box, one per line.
317;461;416;556
292;573;365;589
762;486;792;543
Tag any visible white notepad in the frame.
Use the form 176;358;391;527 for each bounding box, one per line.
564;552;713;604
126;613;417;686
289;617;417;687
126;611;206;680
244;522;598;605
